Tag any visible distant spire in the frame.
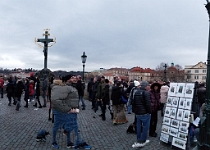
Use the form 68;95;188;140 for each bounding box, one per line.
171;62;174;66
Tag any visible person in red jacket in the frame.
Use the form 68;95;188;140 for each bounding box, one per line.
29;80;35;101
0;75;4;98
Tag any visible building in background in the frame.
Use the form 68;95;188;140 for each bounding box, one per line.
185;61;207;83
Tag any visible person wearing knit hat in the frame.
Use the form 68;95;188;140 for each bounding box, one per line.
140;81;149;89
131;80;151;148
134;81;140;87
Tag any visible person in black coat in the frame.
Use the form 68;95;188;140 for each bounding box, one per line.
111;81;128;124
14;76;24;111
6;77;15;106
33;76;42;108
197;83;206;115
101;79;110;120
24;77;30;108
87;78;94;101
76;75;86;110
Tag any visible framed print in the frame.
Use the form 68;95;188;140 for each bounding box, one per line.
163;117;171;126
185;98;192;110
165;107;171;117
179;121;189;129
172;137;187;150
178;98;185;109
161;125;170;134
185;83;195;98
172;97;179;108
170;108;177;119
170;127;179;137
176;109;184;121
176;83;186;97
160;132;169;143
179;123;189;134
168;83;177;96
178;132;188;141
166;96;173;107
183;110;191;122
171;119;179;128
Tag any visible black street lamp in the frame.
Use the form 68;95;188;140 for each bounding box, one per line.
81;52;87;81
163;64;167;82
198;1;210;149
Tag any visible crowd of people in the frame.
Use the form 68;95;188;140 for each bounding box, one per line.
1;73;206;149
3;73;49;111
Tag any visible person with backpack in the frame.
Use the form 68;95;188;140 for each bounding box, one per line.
131;80;151;148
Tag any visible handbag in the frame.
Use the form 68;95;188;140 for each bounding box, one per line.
121;95;128;104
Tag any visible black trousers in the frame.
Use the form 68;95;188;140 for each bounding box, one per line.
0;87;3;98
149;111;158;135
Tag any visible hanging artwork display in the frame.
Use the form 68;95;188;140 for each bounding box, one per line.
172;137;187;149
176;109;184;121
160;82;195;150
171;119;179;128
170;127;179;137
179;98;185;109
185;83;195;98
163;116;171;126
166;96;173;107
176;83;185;97
172;97;179;108
168;83;177;96
160;132;170;143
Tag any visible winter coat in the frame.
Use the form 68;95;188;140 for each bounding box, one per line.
102;84;110;104
131;87;151;115
29;81;34;96
95;80;105;99
76;80;84;96
24;81;30;100
160;85;169;104
111;85;123;105
51;80;79;113
197;86;206;104
6;81;14;97
35;78;41;97
87;79;94;92
15;80;24;97
0;78;4;88
42;78;48;91
150;89;160;113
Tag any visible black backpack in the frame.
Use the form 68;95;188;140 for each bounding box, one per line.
130;87;144;105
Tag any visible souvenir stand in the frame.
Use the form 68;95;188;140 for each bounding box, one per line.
159;82;196;150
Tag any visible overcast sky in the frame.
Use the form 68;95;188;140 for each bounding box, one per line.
0;0;209;72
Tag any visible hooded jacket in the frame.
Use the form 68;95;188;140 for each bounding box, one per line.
51;80;79;113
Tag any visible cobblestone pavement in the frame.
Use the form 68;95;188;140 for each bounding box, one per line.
0;94;187;150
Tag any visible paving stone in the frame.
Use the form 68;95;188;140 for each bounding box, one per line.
0;94;193;150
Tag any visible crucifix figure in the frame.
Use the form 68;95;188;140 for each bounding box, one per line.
35;29;56;70
163;64;167;82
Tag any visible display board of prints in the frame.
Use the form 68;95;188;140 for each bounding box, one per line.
160;83;194;150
